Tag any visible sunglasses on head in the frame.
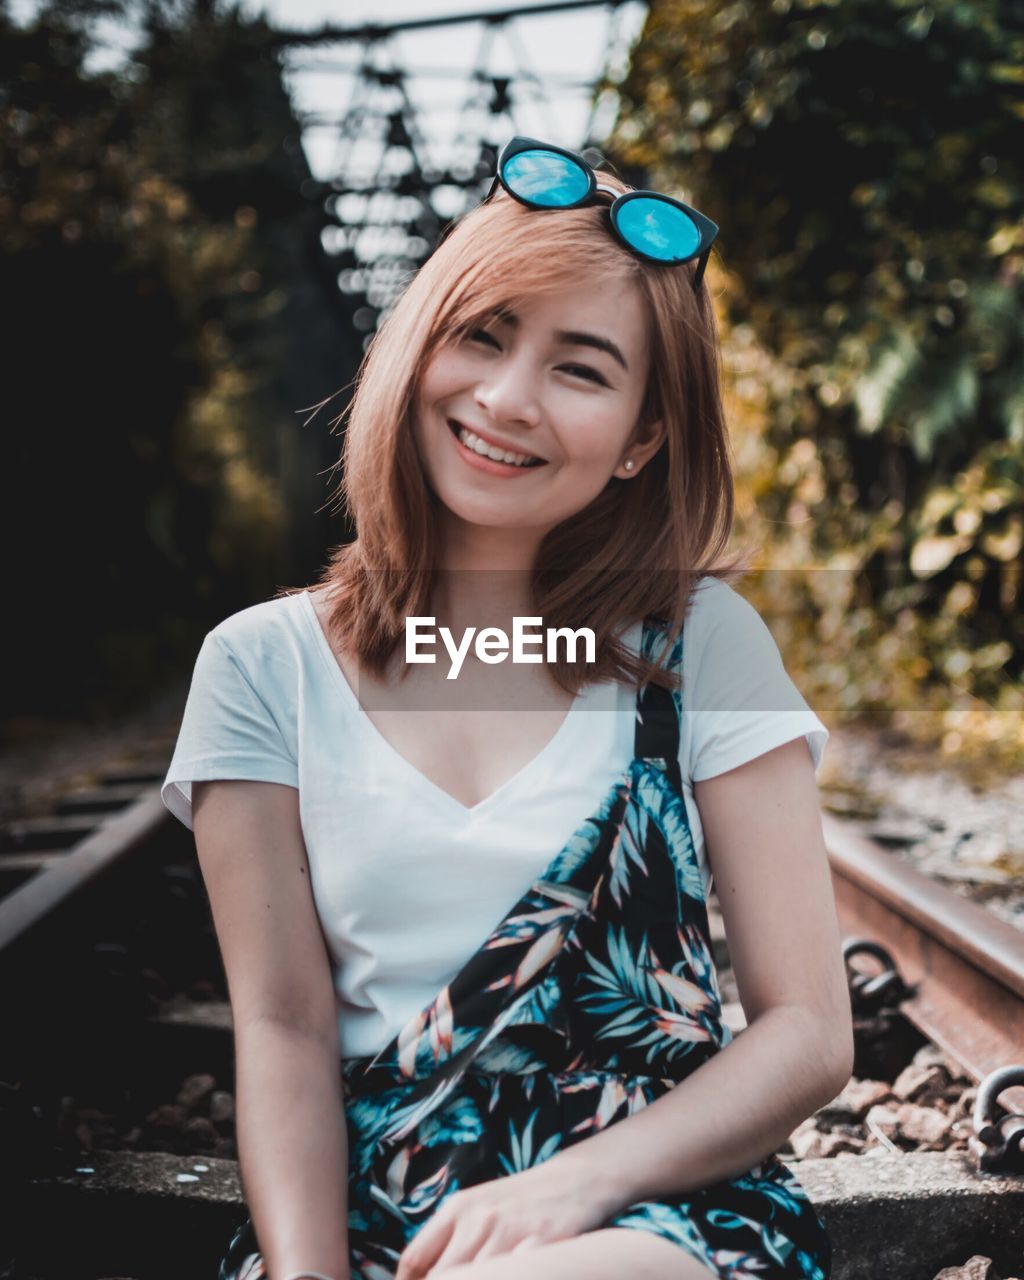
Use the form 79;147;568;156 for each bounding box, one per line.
482;135;719;293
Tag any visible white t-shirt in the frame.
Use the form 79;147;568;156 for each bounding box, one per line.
161;578;828;1059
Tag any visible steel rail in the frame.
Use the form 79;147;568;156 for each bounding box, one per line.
824;811;1024;1114
0;788;168;953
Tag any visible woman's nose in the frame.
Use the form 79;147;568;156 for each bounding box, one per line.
473;355;542;428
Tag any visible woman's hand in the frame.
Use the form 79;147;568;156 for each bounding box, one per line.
393;1153;618;1279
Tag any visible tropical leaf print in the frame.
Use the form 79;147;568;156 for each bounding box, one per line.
572;922;721;1067
559;1069;653;1115
733;1165;811;1219
483;1070;540;1111
795;1249;829;1280
496;1108;562;1175
473;1037;545;1074
345;1089;420;1176
565;1074;640;1136
510;921;575;990
426;987;454;1062
609;1200;715;1269
485;900;579;952
650;964;711;1013
230;1247;265;1280
415;1094;485;1150
640;620;685;727
383;1144;412;1205
632;762;704;904
541;780;624;892
378;1071;468;1145
396;1005;429;1079
350;1258;398;1280
389;1154;455;1217
609;798;651;909
393;1005;480;1080
758;1220;804;1272
673;920;723;1002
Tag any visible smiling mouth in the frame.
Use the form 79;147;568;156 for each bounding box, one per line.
447;419;547;468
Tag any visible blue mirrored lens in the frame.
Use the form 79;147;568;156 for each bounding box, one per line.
502;149;590;207
614;197;701;262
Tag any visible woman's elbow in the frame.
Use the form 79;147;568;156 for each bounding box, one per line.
813;1004;856;1097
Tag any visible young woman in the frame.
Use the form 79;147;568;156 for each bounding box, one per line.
162;137;853;1280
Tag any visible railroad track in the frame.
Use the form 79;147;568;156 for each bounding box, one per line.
0;754;1021;1280
826;812;1024;1132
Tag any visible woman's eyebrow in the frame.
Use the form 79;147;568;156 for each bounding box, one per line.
556;329;629;372
493;308;629;372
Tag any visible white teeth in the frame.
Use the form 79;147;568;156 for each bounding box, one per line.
455;424;540;467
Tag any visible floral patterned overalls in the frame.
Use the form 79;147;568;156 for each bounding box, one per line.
220;617;833;1280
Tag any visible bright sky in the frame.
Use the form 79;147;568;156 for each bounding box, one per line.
11;0;650;183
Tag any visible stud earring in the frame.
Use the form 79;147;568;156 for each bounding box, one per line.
623;459;635;472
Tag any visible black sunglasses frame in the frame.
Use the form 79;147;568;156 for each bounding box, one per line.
483;135;719;293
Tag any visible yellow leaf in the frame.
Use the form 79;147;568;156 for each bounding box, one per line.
910;535;970;577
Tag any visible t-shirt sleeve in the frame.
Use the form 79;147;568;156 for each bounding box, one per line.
161;629;299;832
683;580;829;783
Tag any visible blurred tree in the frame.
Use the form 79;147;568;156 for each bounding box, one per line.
610;0;1023;773
1;1;352;722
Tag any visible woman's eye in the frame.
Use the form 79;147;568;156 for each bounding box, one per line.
562;364;608;386
466;330;606;386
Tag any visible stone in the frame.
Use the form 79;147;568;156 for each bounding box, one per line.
896;1103;953;1146
820;1077;892;1118
790;1126;864;1158
144;1103;186;1133
182;1116;218;1153
932;1257;1001;1280
865;1103;901;1134
893;1061;950;1102
176;1072;217;1113
209;1089;235;1126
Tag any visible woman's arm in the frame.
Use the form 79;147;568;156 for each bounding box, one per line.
193;778;350;1280
548;736;855;1212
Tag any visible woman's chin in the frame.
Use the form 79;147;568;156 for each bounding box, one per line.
436;491;542;531
445;504;529;530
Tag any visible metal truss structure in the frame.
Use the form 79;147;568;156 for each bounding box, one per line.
272;0;647;344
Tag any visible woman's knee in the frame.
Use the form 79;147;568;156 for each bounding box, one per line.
593;1228;717;1279
426;1226;714;1280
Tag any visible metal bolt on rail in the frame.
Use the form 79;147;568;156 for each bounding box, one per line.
970;1064;1024;1174
842;937;914;1016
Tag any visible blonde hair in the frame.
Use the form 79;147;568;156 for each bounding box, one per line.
278;174;755;694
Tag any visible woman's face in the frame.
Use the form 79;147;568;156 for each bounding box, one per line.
411;279;665;542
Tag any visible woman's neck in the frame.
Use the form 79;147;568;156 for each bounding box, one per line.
430;568;537;638
432;515;547;634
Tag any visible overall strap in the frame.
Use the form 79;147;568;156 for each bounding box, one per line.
633;616;682;762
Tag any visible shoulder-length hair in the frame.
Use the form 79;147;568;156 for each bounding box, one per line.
278;170;756;694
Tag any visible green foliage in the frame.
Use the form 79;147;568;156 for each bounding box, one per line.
610;0;1024;775
1;3;298;716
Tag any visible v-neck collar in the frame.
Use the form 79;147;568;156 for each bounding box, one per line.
299;589;620;818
